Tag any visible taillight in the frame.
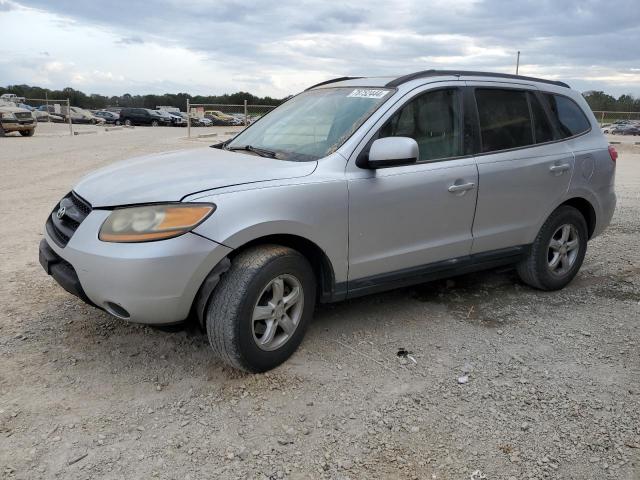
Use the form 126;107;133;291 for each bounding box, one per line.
608;145;618;164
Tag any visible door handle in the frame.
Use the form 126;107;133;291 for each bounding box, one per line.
448;182;476;193
549;163;571;173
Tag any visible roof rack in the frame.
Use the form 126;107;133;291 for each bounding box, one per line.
385;70;570;89
305;76;363;91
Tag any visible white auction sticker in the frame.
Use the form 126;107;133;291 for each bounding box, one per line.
347;89;389;99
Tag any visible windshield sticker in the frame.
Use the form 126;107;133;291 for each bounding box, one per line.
347;89;389;99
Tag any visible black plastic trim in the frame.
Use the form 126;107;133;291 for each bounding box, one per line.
345;245;530;299
39;239;97;307
386;70;570;89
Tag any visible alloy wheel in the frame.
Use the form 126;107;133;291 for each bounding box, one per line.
252;274;304;351
547;224;580;276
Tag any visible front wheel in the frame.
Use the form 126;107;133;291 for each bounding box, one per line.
20;129;35;137
124;119;132;127
517;206;588;291
206;245;316;372
151;120;159;127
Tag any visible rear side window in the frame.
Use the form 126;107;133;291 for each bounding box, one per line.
475;89;533;152
379;88;462;161
543;94;591;138
528;93;554;143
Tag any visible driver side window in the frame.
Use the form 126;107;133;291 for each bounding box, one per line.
379;88;462;162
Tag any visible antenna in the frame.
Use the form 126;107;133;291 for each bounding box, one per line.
516;51;521;75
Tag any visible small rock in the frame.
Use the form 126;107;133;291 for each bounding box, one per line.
457;375;469;385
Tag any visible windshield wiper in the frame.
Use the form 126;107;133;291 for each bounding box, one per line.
228;145;278;158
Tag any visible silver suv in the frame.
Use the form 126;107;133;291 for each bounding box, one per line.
40;70;617;372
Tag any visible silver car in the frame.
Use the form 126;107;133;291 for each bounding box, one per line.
40;70;617;372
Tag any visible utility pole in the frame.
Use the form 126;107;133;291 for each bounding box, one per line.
516;51;521;75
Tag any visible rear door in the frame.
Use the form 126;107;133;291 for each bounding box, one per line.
469;83;575;253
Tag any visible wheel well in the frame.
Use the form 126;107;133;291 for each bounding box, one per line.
561;197;596;239
229;235;336;302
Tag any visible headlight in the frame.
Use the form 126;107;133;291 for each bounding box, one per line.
99;203;215;243
1;112;16;120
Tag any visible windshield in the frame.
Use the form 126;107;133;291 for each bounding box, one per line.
226;87;392;161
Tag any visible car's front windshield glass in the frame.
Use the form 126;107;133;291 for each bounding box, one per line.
226;87;393;161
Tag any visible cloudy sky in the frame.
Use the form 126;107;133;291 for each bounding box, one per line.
1;0;638;98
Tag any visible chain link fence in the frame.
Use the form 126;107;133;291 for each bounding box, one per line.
186;100;276;138
592;111;640;126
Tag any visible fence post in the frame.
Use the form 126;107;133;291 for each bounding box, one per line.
187;98;191;138
601;111;605;126
244;100;248;126
67;99;73;136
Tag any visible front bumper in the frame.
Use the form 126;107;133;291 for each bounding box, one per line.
41;209;232;324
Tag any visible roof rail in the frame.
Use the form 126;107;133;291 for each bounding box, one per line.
305;76;363;91
385;70;570;89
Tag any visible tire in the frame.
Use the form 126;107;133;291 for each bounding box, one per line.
124;119;132;127
19;129;35;137
206;245;316;372
151;120;159;127
0;125;5;137
517;205;588;291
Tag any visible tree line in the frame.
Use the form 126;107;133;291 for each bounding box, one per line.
1;84;639;113
581;91;640;112
0;85;284;110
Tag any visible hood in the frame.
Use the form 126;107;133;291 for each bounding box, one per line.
0;104;30;113
74;147;317;207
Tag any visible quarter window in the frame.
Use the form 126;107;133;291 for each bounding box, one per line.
379;89;462;161
475;89;533;152
543;94;591;138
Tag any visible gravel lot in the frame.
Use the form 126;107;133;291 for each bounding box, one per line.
1;124;638;480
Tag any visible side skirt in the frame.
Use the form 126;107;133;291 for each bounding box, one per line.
335;245;530;301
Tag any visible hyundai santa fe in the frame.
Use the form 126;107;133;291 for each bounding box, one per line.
40;70;617;372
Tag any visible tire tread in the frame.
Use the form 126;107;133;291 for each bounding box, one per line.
207;245;304;372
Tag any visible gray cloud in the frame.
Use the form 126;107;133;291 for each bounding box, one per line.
117;35;144;45
8;0;640;95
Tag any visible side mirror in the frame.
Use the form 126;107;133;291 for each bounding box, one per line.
365;137;419;169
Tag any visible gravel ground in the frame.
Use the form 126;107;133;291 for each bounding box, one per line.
0;125;638;480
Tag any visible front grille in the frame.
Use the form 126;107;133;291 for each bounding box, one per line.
46;192;92;248
14;112;32;120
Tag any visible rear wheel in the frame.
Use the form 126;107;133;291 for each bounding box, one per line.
0;125;5;136
517;206;588;290
124;119;132;127
19;129;35;137
151;120;159;127
206;245;316;372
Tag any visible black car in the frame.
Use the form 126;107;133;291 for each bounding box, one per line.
119;108;172;127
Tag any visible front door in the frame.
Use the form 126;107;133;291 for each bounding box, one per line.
347;86;478;290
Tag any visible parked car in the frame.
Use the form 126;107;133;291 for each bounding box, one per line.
204;110;237;126
119;108;171;126
156;110;185;126
189;115;212;127
40;70;616;372
0;101;37;136
610;124;640;135
65;107;105;125
94;110;120;124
